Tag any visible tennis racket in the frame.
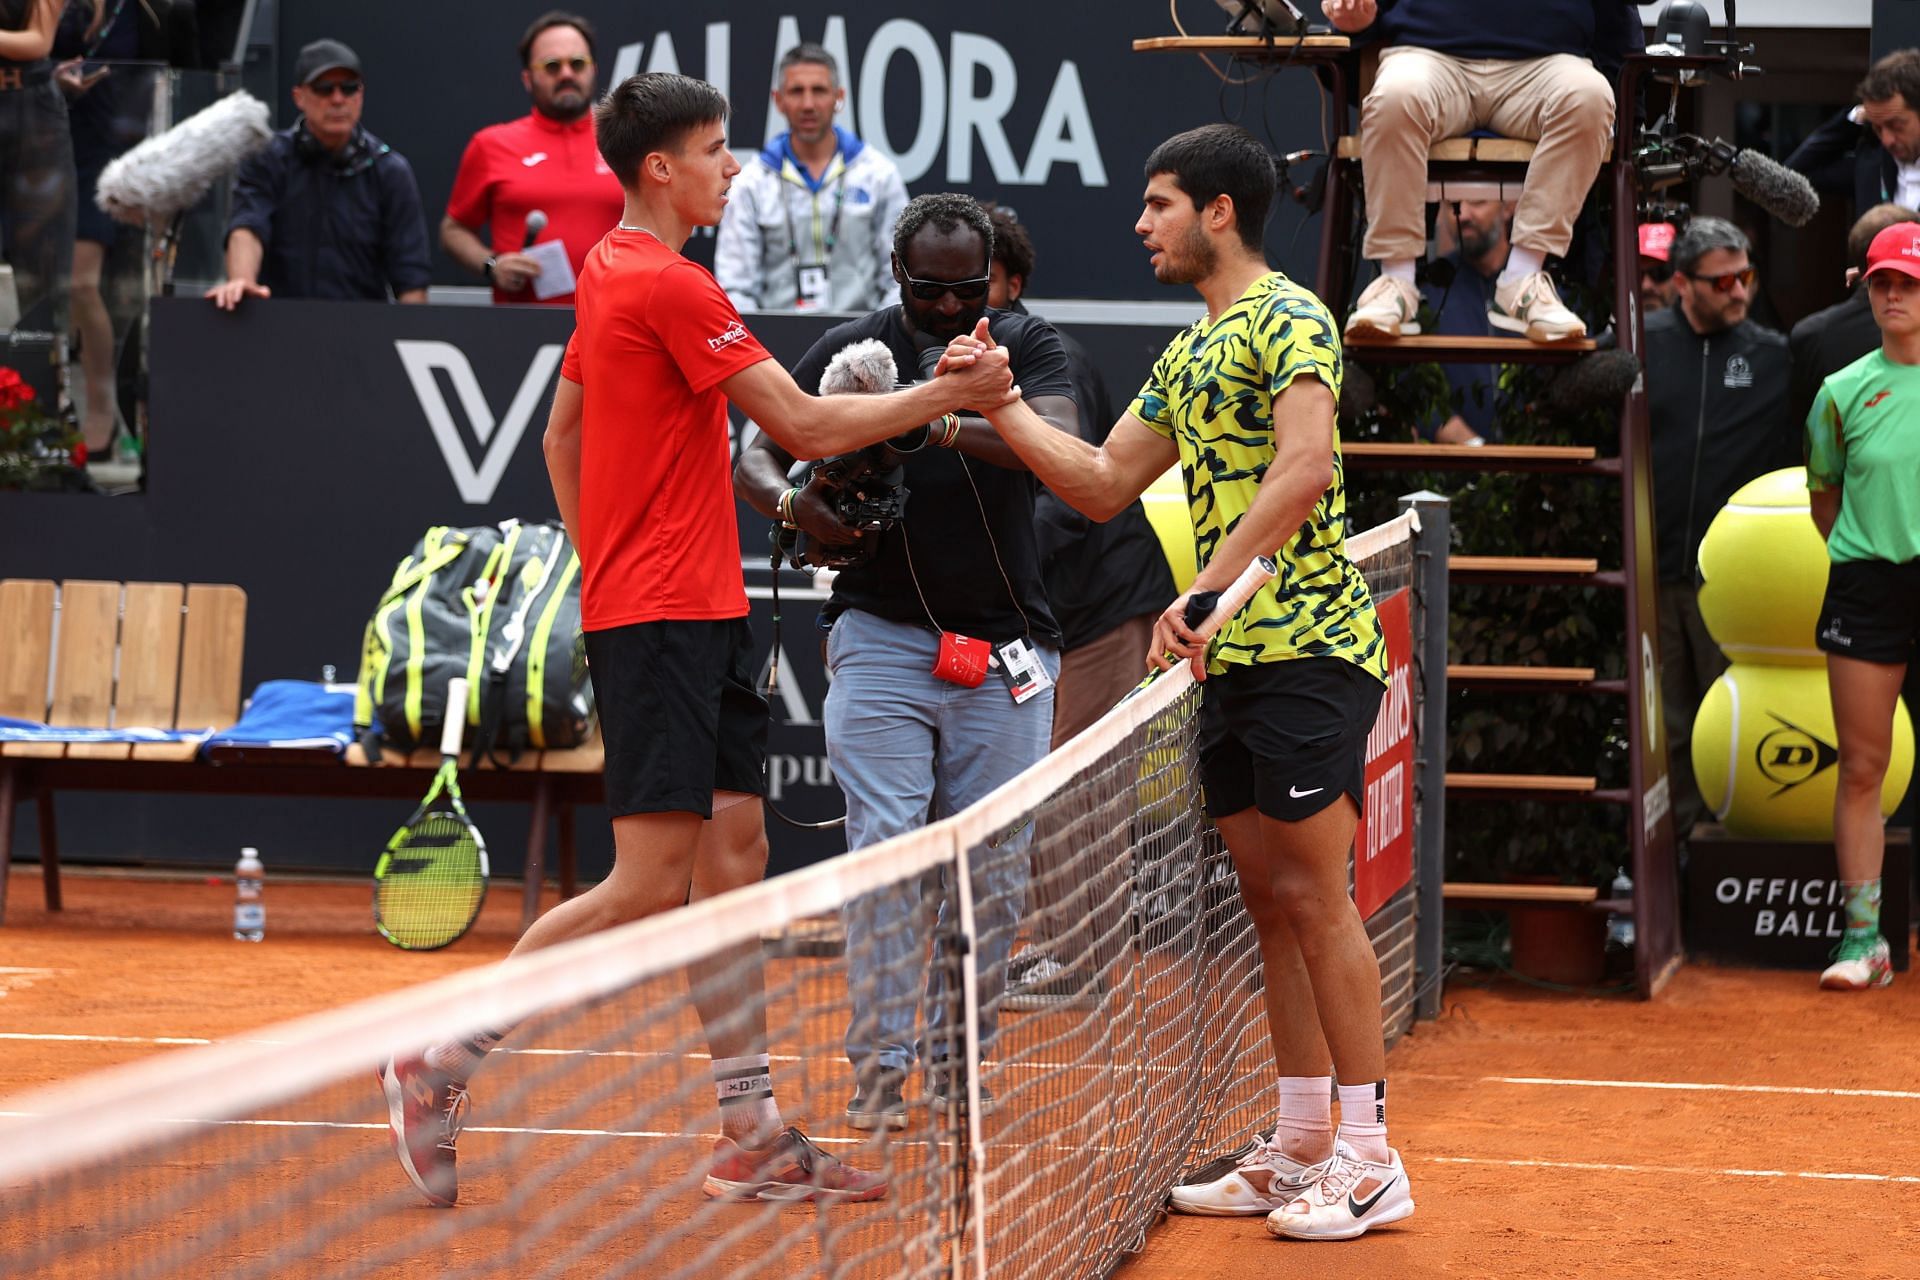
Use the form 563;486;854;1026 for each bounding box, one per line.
1135;555;1279;692
374;676;490;950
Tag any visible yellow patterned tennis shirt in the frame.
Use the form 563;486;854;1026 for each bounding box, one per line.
1128;272;1386;681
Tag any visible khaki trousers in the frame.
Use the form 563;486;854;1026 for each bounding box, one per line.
1360;46;1614;262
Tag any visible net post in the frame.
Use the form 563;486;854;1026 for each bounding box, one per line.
949;840;991;1280
1399;490;1451;1020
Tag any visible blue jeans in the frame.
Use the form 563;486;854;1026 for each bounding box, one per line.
825;609;1058;1075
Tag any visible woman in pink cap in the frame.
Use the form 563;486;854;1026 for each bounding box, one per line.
1803;221;1920;990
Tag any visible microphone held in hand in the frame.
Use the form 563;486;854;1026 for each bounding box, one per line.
521;209;548;249
96;90;272;224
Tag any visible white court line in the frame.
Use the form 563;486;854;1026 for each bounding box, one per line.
1428;1156;1920;1185
4;1107;1910;1184
1485;1075;1920;1102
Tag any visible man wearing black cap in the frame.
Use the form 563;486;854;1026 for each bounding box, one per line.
207;38;431;308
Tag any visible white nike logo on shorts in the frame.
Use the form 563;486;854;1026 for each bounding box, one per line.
1289;785;1324;798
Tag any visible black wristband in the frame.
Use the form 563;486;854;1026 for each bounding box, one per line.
1183;590;1222;632
482;256;497;281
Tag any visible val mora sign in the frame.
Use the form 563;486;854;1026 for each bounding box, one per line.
275;1;1330;298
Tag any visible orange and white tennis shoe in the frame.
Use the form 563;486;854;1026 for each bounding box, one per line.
1169;1136;1349;1216
377;1052;467;1208
704;1125;888;1203
1265;1147;1414;1241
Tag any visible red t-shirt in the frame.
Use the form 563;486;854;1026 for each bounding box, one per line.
445;112;625;306
562;229;771;630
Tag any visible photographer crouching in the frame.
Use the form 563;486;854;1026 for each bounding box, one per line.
735;192;1078;1131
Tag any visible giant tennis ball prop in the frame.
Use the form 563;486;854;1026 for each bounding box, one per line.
1691;665;1914;840
1696;468;1830;667
1141;464;1197;593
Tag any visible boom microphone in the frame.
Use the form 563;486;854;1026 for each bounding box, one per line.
818;339;898;396
1545;348;1642;417
96;90;272;224
521;209;548;249
1726;147;1819;228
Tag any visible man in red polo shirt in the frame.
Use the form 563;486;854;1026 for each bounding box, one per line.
440;11;623;303
379;71;1015;1211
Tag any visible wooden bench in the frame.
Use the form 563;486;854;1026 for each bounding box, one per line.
0;579;598;929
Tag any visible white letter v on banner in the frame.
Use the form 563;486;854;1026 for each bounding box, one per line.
395;339;565;503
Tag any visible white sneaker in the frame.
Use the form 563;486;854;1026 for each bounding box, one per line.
1344;276;1423;340
1488;270;1587;342
1265;1147;1415;1241
1169;1135;1347;1216
1819;935;1893;991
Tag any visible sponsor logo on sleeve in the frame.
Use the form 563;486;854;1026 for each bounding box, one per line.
708;320;750;352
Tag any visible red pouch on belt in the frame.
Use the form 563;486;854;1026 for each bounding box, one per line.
931;631;992;687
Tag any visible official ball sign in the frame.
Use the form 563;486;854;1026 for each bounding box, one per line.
1684;825;1911;971
1355;588;1415;920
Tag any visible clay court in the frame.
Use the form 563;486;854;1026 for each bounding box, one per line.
2;868;1915;1279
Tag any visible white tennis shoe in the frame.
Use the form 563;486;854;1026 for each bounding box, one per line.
1265;1147;1415;1241
1168;1135;1349;1216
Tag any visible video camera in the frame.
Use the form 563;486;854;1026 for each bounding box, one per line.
771;444;911;571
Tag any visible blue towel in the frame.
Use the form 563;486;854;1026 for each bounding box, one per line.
201;680;357;754
0;718;209;744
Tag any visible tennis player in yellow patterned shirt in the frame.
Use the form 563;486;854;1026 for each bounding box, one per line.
950;122;1413;1243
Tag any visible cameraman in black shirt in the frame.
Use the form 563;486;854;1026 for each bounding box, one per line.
736;193;1077;1131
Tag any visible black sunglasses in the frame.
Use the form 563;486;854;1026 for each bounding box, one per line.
536;57;592;75
1641;261;1674;283
309;79;363;99
1682;266;1756;294
898;259;992;302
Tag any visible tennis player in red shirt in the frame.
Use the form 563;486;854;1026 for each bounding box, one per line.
379;71;1014;1209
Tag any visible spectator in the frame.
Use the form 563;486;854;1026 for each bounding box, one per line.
1638;221;1679;315
1789;203;1920;426
714;43;906;312
441;11;621;305
53;0;196;470
1787;48;1920;215
207;39;430;309
981;201;1176;1011
1644;217;1795;840
2;0;77;347
1803;220;1920;992
1419;197;1513;444
735;193;1075;1130
1324;0;1642;345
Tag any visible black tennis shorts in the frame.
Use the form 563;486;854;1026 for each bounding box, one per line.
1197;656;1385;822
1817;559;1920;665
584;618;767;818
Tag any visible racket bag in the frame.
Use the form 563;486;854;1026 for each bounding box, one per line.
354;520;593;759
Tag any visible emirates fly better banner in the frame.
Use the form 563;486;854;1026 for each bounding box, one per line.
1355;588;1415;920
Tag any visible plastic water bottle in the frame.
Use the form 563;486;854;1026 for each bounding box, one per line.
1606;867;1635;950
233;847;265;942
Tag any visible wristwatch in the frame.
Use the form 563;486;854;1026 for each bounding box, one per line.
482;256;498;281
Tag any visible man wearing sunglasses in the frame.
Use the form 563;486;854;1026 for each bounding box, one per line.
1645;216;1795;841
734;192;1077;1133
441;11;622;305
209;38;429;309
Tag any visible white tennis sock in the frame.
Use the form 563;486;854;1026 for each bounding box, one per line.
1337;1080;1390;1164
713;1053;782;1144
426;1026;507;1085
1274;1075;1334;1161
1381;258;1417;286
1498;246;1546;287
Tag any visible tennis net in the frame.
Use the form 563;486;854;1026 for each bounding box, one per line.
0;503;1441;1279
